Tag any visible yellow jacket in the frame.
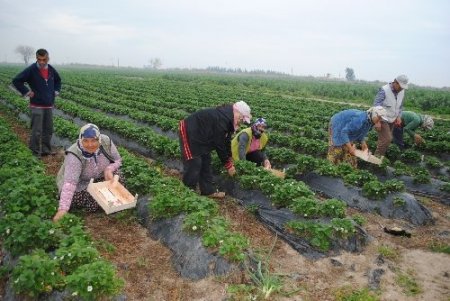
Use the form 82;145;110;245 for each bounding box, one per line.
231;127;268;161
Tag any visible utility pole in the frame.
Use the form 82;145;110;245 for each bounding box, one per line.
117;58;120;68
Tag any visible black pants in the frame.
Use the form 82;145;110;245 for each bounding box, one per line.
392;127;406;150
182;153;215;195
29;107;53;154
246;150;265;166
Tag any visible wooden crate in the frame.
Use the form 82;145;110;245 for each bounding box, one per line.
354;149;382;165
87;175;138;214
270;168;286;179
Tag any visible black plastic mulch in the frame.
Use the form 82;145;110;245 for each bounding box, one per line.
296;172;434;226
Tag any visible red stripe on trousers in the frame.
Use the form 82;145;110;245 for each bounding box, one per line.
179;120;193;160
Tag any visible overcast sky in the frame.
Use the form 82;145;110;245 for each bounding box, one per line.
1;0;449;87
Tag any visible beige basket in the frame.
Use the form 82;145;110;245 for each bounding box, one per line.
354;149;382;165
87;175;138;214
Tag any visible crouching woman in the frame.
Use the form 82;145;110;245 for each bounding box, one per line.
328;106;387;168
53;124;123;222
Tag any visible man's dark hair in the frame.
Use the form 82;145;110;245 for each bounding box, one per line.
36;48;48;56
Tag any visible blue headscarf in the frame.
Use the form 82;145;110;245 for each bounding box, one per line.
77;123;101;162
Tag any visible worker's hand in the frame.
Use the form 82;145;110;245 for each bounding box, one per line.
26;91;35;98
361;142;368;152
55;91;60;97
263;159;271;170
346;143;356;156
414;134;424;145
53;210;67;222
374;121;382;131
394;117;402;127
227;166;236;177
104;169;114;181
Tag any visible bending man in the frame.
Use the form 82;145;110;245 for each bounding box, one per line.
179;101;251;198
393;111;434;149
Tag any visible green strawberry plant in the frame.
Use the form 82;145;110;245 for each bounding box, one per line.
11;249;65;297
65;261;124;301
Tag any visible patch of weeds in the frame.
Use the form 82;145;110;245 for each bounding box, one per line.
111;210;137;224
245;204;259;215
94;239;116;254
377;245;400;261
247;260;283;300
227;284;255;300
416;196;432;206
429;241;450;254
396;269;422;296
228;237;301;300
334;286;380;301
136;256;149;268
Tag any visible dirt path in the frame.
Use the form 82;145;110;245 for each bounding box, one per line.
1;112;449;301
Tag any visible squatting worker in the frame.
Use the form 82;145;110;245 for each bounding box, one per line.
328;106;388;168
12;48;62;157
53;124;123;222
373;74;409;157
179;101;251;199
393;111;434;149
231;117;271;169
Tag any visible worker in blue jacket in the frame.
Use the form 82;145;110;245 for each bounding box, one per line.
328;106;387;167
12;48;62;157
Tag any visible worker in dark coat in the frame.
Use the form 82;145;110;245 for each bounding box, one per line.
179;101;251;198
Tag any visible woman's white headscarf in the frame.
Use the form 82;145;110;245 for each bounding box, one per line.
367;106;388;121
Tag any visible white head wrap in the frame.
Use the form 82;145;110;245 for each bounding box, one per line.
367;106;388;121
421;115;434;130
233;101;252;124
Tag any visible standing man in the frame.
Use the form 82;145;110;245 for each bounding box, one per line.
231;117;271;169
179;101;251;198
392;111;434;149
12;48;61;156
373;74;408;157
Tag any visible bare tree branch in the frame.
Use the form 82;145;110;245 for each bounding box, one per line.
15;45;35;65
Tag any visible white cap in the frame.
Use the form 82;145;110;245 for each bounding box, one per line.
395;74;409;89
234;101;252;124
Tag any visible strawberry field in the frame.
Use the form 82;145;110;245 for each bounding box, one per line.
0;64;449;301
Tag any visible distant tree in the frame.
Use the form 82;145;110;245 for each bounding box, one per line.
147;58;162;69
15;45;35;65
345;67;355;81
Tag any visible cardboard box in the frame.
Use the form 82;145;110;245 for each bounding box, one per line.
87;175;138;214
